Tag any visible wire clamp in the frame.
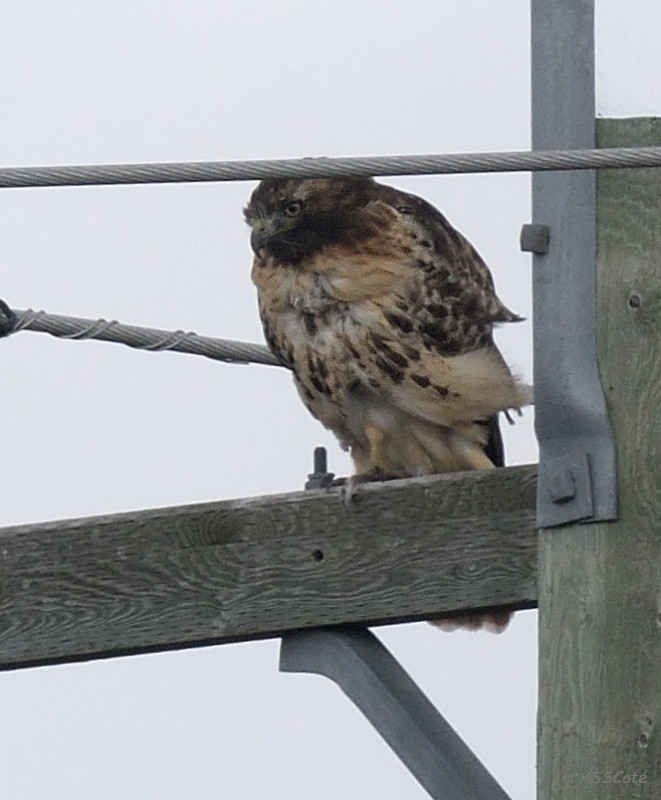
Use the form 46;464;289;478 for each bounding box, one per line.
0;299;17;337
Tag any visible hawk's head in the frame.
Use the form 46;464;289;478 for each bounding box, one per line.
244;177;377;264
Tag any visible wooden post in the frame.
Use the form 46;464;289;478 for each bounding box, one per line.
537;117;661;797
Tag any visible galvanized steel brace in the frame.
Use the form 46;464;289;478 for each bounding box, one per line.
280;628;512;800
530;0;617;528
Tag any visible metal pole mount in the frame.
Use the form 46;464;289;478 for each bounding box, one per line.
528;0;617;528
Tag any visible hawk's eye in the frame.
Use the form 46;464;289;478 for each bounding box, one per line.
284;201;302;217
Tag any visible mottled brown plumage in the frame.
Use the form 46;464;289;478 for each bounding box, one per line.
245;177;531;632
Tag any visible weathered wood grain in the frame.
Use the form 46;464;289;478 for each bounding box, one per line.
0;464;538;670
538;118;661;798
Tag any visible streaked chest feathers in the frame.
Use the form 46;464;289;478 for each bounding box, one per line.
247;177;531;479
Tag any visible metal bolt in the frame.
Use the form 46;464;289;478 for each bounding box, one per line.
313;446;327;474
548;468;576;504
304;446;335;490
520;223;550;255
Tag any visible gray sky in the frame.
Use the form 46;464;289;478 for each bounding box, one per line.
1;2;659;798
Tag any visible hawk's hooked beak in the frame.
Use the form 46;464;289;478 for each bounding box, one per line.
250;213;290;256
250;226;268;256
250;216;280;256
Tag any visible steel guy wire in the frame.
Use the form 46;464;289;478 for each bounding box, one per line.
3;307;284;368
1;145;660;189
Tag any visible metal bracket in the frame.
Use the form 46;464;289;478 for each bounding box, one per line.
280;628;512;800
530;0;617;528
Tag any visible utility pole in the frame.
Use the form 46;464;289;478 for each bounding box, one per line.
537;116;661;798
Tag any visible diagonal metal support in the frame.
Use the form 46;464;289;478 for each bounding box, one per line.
280;628;512;800
529;0;617;527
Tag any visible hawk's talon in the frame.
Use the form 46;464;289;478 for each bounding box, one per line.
341;480;356;507
339;469;398;507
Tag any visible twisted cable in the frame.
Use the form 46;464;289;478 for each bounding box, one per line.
1;145;660;189
3;306;284;368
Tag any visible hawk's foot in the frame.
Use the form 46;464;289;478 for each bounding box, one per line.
339;468;399;506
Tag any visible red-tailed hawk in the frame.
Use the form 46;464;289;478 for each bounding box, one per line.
245;177;531;631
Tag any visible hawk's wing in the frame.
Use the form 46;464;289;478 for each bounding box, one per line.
369;183;522;357
480;415;506;467
322;184;531;432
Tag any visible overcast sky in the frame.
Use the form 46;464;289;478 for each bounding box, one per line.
1;3;659;799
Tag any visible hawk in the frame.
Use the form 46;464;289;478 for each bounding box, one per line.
245;177;531;631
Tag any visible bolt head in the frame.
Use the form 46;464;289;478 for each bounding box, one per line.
549;469;576;504
520;223;550;255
